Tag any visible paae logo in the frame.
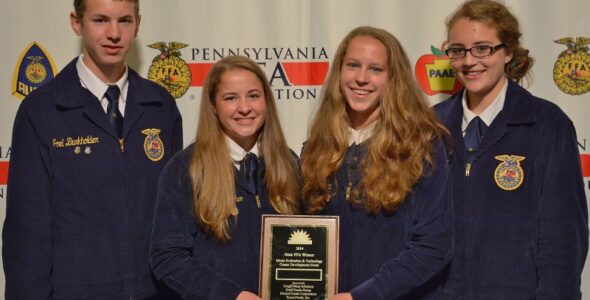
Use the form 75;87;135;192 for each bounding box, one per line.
188;46;330;100
553;37;590;95
147;42;192;99
415;46;462;96
12;42;57;100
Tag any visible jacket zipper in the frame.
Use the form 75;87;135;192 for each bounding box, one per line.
119;138;125;152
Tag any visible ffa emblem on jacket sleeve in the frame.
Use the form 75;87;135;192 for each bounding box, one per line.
142;128;165;162
553;37;590;95
494;155;525;191
147;42;191;99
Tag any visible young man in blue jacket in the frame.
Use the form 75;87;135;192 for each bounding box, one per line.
3;0;183;298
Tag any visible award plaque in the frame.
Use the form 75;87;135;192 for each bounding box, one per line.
259;215;339;300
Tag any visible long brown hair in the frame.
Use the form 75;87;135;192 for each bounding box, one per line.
302;26;448;214
189;56;300;241
446;0;534;85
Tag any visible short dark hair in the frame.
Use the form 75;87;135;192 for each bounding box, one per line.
73;0;140;20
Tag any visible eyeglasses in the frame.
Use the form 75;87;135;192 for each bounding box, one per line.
445;43;507;59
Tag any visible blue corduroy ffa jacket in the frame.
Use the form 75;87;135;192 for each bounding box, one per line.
150;144;300;299
3;58;183;299
433;80;588;300
319;140;453;300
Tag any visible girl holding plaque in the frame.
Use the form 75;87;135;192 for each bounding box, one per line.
301;26;453;299
150;56;301;300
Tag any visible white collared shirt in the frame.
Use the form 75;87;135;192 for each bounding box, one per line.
76;54;129;116
348;120;377;146
461;77;508;136
226;134;260;168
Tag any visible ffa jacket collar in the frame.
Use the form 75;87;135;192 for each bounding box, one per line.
449;80;536;128
54;58;164;110
445;80;537;163
52;58;167;140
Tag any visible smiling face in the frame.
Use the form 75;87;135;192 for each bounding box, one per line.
448;18;512;109
214;69;267;150
70;0;140;82
340;35;389;129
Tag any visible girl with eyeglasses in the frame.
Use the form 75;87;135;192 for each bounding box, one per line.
434;0;588;299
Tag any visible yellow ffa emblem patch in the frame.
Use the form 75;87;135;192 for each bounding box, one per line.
553;37;590;95
147;42;191;99
494;155;525;191
142;128;165;162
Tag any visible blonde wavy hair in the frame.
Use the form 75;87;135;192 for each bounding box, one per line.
189;56;300;241
301;26;448;214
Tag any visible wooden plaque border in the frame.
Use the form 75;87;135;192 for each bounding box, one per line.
259;215;339;300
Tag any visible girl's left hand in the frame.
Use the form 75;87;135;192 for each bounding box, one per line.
329;292;353;300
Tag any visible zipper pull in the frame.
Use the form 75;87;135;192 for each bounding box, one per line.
255;195;261;208
345;183;352;201
118;138;125;152
465;163;471;176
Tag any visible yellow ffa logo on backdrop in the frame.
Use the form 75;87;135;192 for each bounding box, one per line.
553;37;590;95
494;155;525;191
147;42;192;99
12;42;57;100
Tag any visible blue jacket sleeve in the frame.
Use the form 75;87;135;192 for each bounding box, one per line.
149;152;243;299
536;112;588;300
350;141;454;300
3;103;53;299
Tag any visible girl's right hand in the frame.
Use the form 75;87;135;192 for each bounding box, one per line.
236;291;262;300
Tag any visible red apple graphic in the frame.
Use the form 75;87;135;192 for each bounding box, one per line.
415;46;463;96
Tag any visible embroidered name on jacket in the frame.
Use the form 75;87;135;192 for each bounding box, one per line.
52;135;99;148
494;155;525;191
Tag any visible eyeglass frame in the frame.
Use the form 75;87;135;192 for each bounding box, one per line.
445;43;507;59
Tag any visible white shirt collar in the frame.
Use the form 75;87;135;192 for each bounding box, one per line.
348;120;377;146
226;134;260;166
76;54;129;113
461;77;508;132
